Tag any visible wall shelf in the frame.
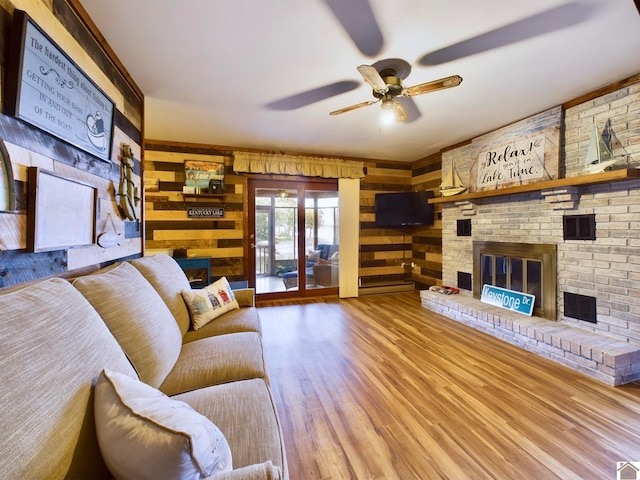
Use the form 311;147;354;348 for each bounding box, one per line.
429;168;640;204
183;193;225;201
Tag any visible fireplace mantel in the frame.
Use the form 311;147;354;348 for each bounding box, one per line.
429;168;640;204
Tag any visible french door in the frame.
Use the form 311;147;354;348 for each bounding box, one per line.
247;177;338;299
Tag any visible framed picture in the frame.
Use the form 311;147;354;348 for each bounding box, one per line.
27;167;97;252
4;10;115;162
184;160;224;193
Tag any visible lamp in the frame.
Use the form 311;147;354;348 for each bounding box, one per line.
380;97;408;127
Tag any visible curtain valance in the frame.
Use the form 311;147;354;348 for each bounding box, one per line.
233;152;365;179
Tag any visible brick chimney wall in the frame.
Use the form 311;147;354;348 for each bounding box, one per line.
441;81;640;344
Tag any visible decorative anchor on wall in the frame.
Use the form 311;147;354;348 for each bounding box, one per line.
116;143;140;221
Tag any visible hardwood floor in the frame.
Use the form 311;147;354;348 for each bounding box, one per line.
258;291;640;480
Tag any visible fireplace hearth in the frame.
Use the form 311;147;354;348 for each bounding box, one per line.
473;241;557;320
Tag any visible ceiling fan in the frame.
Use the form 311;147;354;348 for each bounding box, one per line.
265;1;594;117
329;63;462;124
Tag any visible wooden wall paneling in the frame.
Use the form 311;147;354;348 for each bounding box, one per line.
0;249;67;287
359;162;411;286
0;212;24;250
54;0;143;127
411;152;443;288
144;145;244;281
359;160;415;287
0;1;144;288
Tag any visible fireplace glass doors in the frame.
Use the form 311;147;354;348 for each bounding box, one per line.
480;255;542;309
473;242;557;319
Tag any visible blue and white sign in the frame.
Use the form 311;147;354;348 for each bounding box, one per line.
481;284;535;316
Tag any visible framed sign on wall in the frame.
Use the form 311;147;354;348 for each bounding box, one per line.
4;10;115;162
184;160;224;194
27;167;97;252
468;106;562;193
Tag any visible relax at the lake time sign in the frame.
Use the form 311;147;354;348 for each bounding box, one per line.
469;106;561;193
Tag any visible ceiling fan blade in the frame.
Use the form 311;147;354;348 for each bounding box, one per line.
403;75;463;97
395;96;421;123
357;65;388;94
330;99;379;116
419;2;596;65
393;101;409;123
266;80;360;110
322;0;384;57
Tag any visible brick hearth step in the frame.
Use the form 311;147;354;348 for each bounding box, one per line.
420;290;640;386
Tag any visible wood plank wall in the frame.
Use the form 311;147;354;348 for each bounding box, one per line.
143;141;245;282
143;142;445;290
359;160;414;287
411;152;443;288
0;0;144;288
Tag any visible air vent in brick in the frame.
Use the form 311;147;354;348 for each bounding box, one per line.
458;271;472;291
563;214;596;240
457;219;471;237
564;292;597;324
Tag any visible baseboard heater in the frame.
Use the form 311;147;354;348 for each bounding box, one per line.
359;282;415;295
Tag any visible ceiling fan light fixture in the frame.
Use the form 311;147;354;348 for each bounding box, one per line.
380;100;398;127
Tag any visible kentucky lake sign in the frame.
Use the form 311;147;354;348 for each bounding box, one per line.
481;284;535;316
187;207;224;218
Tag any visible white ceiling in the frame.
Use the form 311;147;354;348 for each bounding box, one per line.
78;0;640;162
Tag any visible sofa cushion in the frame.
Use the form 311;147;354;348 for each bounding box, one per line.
73;261;183;388
160;332;267;396
233;287;256;308
174;378;288;479
130;254;193;336
0;278;137;480
95;369;232;479
182;277;240;330
183;306;262;343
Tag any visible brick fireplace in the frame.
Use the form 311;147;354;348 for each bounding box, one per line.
419;80;640;385
473;241;556;320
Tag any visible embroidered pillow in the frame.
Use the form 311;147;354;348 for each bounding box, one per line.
94;369;232;480
181;277;240;330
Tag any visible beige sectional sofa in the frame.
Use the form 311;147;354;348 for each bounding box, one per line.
0;254;288;480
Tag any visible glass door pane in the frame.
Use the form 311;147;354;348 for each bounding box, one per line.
495;256;507;288
481;254;493;286
275;192;298;291
254;188;298;294
305;191;339;290
527;260;542;309
510;258;523;291
249;178;338;298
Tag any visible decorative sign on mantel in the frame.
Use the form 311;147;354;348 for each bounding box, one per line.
469;106;561;192
4;10;115;162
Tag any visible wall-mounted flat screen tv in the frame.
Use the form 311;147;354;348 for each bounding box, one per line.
375;191;434;227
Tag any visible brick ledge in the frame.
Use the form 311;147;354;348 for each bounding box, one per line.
420;290;640;386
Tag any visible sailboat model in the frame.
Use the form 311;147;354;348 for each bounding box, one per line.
440;162;467;197
584;118;617;174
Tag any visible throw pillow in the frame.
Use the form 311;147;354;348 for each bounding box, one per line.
209;276;239;312
181;277;240;330
306;249;321;262
94;369;232;480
